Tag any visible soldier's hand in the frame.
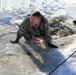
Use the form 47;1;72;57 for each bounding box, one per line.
33;38;42;46
47;43;58;48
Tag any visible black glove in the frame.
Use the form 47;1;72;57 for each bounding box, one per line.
47;43;58;48
10;40;19;44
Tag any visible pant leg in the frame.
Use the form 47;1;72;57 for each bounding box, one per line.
23;31;32;40
15;30;24;42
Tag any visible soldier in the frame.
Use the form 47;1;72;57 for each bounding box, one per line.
10;11;58;48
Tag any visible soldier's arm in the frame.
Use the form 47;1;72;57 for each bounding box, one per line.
41;15;51;41
44;22;58;48
41;15;58;48
19;18;29;32
44;23;51;43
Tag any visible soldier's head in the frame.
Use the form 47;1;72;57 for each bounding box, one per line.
30;11;41;26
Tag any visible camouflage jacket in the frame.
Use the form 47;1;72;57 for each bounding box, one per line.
18;15;51;42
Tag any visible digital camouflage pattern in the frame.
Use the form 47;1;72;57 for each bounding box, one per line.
16;15;51;43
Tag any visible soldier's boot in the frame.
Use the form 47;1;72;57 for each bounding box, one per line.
10;33;22;44
10;39;19;43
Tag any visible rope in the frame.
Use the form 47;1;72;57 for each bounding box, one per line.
48;50;76;75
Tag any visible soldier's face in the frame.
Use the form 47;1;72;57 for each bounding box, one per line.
30;16;41;26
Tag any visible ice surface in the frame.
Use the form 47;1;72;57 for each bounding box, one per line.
0;0;76;75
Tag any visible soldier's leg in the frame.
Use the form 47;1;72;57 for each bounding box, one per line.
23;31;32;40
10;31;23;43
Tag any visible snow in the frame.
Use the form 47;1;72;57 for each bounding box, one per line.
57;39;76;75
0;0;76;75
62;0;76;4
0;0;31;11
35;0;43;9
51;10;69;20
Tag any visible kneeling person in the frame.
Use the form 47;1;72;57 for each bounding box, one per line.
10;11;58;48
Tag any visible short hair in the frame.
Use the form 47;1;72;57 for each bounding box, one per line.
31;11;41;18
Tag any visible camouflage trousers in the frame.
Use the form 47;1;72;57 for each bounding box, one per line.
16;30;33;42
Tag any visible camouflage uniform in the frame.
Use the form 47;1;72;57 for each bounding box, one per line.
14;15;51;43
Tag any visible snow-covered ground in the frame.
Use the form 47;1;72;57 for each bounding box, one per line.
0;0;76;75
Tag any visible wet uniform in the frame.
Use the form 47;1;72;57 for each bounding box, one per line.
16;15;51;43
